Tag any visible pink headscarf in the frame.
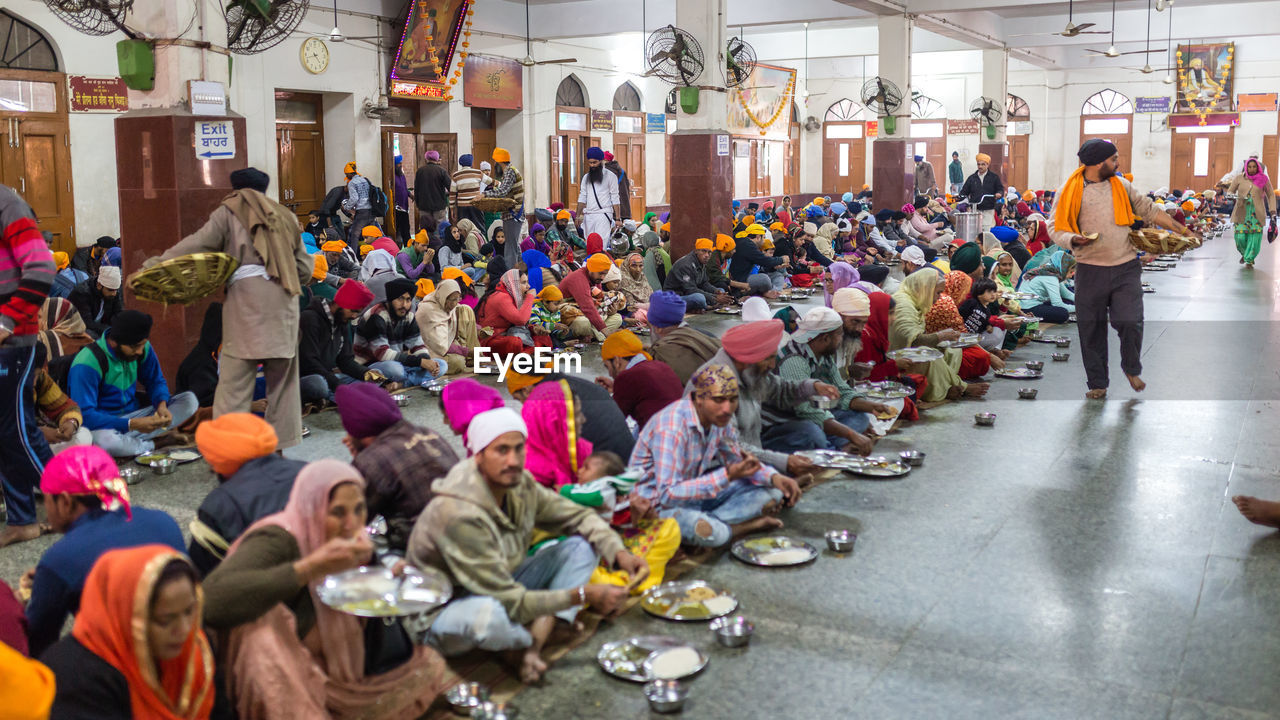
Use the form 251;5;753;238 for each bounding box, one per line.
521;380;592;489
1244;158;1270;190
372;238;399;256
442;378;505;451
40;445;131;519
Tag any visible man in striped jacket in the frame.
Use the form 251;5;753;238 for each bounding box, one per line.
353;277;445;387
0;184;57;546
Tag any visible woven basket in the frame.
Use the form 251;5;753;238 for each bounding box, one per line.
472;197;516;214
128;252;240;306
1128;229;1197;255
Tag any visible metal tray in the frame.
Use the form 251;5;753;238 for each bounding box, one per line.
1142;265;1169;272
640;580;738;622
598;636;708;682
1030;335;1070;344
886;346;943;363
713;306;742;314
937;333;981;349
1002;291;1038;301
995;367;1044;379
853;381;914;400
1142;287;1156;293
795;450;911;478
731;536;820;567
316;565;452;618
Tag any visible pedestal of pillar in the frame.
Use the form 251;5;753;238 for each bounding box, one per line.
668;131;734;259
115;110;249;377
872;139;913;213
978;142;1009;179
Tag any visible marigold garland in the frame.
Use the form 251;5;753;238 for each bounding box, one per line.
736;73;796;136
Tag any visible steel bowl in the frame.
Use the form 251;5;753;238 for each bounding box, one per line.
1024;361;1044;371
1052;352;1070;362
643;680;689;714
392;393;411;407
1027;329;1044;340
445;682;489;716
120;467;144;485
825;529;857;553
1055;339;1072;348
709;615;756;648
898;450;925;467
301;426;311;439
470;701;518;720
150;458;177;475
811;395;835;410
1018;388;1038;400
974;412;997;427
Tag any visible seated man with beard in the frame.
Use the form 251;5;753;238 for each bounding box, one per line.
771;304;889;454
354;277;447;387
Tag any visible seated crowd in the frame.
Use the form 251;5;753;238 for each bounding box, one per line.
0;152;1234;719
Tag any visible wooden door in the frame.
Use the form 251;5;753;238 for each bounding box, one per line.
472;129;496;170
549;136;564;207
615;134;646;219
1170;128;1235;192
785;124;800;197
566;135;581;208
12;117;74;252
419;134;457;178
1007;134;1029;193
822;122;865;196
1264;135;1279;185
1079;115;1132;174
274;92;325;225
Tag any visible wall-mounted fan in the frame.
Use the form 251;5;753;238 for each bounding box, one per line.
43;0;133;36
645;24;704;86
804;116;821;132
725;35;756;88
969;96;1002;140
226;0;310;55
861;77;903;134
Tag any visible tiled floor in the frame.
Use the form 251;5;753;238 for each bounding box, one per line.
5;229;1279;719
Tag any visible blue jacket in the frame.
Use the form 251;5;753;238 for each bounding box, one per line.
67;332;172;432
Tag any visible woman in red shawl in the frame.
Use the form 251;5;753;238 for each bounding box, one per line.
475;268;552;358
854;292;920;420
1025;214;1051;255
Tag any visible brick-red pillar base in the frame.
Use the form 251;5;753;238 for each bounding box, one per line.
115;111;249;378
872;139;912;213
668;131;734;260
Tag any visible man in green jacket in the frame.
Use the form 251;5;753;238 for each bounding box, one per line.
948;151;964;194
407;407;646;684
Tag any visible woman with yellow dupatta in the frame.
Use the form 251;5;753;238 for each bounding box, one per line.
523;380;680;594
42;545;215;720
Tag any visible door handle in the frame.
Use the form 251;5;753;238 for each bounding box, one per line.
20;177;25;193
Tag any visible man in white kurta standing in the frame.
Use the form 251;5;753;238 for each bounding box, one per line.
575;146;621;242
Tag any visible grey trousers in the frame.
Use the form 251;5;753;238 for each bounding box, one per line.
502;216;523;269
215;354;303;449
1074;259;1143;390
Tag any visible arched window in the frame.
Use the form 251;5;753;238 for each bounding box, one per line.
612;82;641;112
1006;93;1030;120
824;99;862;122
1082;89;1133;115
911;95;945;119
556;75;588;108
0;10;58;71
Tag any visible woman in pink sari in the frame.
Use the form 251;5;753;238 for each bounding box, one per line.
521;380;592;489
202;460;448;720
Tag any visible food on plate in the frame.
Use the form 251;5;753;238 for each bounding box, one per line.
649;647;702;680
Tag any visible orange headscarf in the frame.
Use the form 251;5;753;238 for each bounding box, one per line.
943;271;972;307
924;295;965;334
72;545;214;720
1054;166;1134;234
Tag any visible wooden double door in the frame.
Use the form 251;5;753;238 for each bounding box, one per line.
0;69;76;253
380;132;456;238
821;122;866;196
1005;134;1029;193
1170;128;1234;192
275;92;326;226
613;133;646;219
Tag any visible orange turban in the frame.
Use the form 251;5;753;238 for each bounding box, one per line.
53;251;69;270
661;222;671;232
344;161;357;174
361;225;382;238
1022;190;1035;202
769;222;786;232
586;253;613;272
694;238;714;250
555;209;572;220
416;278;435;298
321;240;346;252
492;147;511;163
505;370;545;395
1181;200;1194;212
441;267;473;286
813;197;825;206
715;234;736;253
195;413;278;477
359;244;373;257
602;330;651;361
311;253;328;281
975;153;992;164
538;286;563;302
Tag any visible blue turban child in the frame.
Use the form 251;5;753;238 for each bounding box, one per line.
521;249;551;294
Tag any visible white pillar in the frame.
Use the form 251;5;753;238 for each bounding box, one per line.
982;48;1009;143
126;0;229;109
675;0;728;131
876;15;911;139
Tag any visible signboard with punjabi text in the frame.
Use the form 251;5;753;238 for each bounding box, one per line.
591;110;613;131
194;120;236;160
68;76;128;112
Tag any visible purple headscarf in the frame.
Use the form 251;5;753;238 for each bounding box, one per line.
824;261;860;307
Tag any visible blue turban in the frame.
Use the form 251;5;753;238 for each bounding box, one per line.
914;155;924;162
991;226;1019;244
842;192;854;203
732;200;741;210
103;246;122;267
647;291;686;328
586;146;605;161
302;231;319;254
830;202;847;216
458;153;473;167
394;155;403;164
805;205;826;220
521;249;551;294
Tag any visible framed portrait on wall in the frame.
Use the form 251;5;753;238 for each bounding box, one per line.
1176;43;1234;113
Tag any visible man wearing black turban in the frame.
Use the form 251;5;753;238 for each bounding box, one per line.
138;167;314;447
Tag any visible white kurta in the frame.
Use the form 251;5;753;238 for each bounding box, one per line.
578;168;620;240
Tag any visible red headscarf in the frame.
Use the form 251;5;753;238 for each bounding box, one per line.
855;291;894;380
73;545;215;720
585;233;604;255
1027;219;1051;255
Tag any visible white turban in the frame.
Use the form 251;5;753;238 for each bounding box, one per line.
901;246;926;266
467;407;527;455
793;306;843;343
803;222;818;236
741;296;772;322
831;288;870;318
603;263;621;284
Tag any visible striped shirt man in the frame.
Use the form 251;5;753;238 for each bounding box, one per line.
0;185;56;340
450;167;485;210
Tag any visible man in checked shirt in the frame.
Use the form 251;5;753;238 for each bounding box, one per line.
629;364;802;547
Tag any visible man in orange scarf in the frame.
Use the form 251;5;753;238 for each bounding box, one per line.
1049;139;1193;399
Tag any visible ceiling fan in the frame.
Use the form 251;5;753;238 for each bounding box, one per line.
303;0;383;43
1121;2;1171;73
1085;0;1162;57
1010;0;1108;38
518;0;575;66
1155;0;1173;11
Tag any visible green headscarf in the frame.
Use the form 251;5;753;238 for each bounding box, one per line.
950;242;983;274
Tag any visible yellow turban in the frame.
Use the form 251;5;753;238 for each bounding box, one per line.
694;238;714;251
505;370;544;394
492;147;511;163
735;230;749;239
1181;200;1195;212
715;234;736;253
813;197;825;206
321;240;346;252
538;286;563;302
0;642;54;720
743;214;756;223
746;223;766;236
195;413;278;477
361;225;382;238
414;229;429;245
441;267;473;286
1022;191;1035;202
555;209;572;220
344;161;357;174
52;251;69;270
761;238;775;250
661;222;671;232
359;244;373;257
602;330;651;361
416;278;435;298
862;184;870;190
769;222;786;232
586;253;613;272
975;153;992;164
311;253;328;281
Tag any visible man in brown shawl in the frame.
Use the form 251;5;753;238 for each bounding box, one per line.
141;168;313;447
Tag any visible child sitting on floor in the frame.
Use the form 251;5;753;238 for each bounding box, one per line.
957;278;1012;358
529;285;575;346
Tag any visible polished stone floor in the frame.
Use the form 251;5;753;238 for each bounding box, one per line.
5;229;1280;719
